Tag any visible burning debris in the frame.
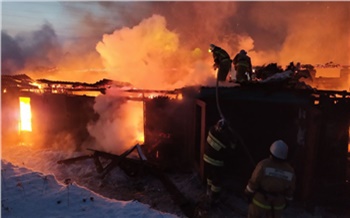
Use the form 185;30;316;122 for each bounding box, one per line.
252;61;350;91
2;2;350;217
2;71;350;217
56;144;199;217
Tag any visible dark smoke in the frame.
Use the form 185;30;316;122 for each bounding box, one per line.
1;23;62;75
2;2;349;78
1;31;25;74
63;1;350;66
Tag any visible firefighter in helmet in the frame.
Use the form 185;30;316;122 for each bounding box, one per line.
209;44;232;82
203;119;237;207
244;140;296;218
232;49;253;83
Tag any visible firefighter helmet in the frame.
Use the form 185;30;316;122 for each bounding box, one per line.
216;118;228;131
240;49;247;55
209;44;216;52
270;140;288;160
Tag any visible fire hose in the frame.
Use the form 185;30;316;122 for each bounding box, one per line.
215;73;256;168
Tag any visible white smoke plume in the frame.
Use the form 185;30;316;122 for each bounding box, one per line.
2;2;349;154
3;2;349;80
87;87;144;154
96;14;215;90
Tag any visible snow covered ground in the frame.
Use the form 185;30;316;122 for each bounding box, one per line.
1;141;186;217
2;142;348;218
1;159;177;218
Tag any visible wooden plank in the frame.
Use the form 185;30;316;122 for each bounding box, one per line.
57;155;92;164
136;144;147;161
92;153;104;173
100;144;138;178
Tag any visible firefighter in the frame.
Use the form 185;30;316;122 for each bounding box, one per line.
244;140;296;218
209;44;232;82
232;49;253;83
203;119;237;207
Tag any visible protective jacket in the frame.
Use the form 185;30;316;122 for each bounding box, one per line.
211;46;232;82
245;157;295;217
203;125;236;167
203;123;237;204
212;47;231;66
232;52;252;70
233;52;252;83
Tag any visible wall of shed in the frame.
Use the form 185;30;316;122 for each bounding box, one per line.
143;97;195;170
143;86;350;206
1;92;96;149
196;97;306;194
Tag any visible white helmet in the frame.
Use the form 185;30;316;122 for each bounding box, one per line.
270;140;288;160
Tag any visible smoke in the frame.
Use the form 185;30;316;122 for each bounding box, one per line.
246;2;350;66
1;31;25;74
1;23;104;82
277;2;350;65
1;24;62;75
2;2;349;153
96;14;216;89
2;2;349;81
86;87;144;155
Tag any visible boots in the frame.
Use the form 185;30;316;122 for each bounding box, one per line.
210;191;221;206
206;184;221;207
202;184;212;209
206;184;212;197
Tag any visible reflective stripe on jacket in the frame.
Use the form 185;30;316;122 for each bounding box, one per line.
233;53;251;69
203;125;237;167
236;62;250;67
203;154;224;167
252;198;286;210
207;131;226;151
246;157;296;210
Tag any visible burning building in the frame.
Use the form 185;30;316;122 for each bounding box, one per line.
2;74;350;213
143;84;350;207
2;2;350;217
1;75;103;147
310;63;350;91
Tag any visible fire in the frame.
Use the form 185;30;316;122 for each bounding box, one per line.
128;100;145;144
19;97;32;132
136;131;145;143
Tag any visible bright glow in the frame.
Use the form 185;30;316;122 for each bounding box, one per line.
136;131;145;143
148;94;157;99
315;68;341;78
130;101;144;143
19;97;32;132
71;91;102;97
30;82;42;89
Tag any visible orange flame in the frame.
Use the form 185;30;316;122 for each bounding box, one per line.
130;101;144;144
19;97;32;132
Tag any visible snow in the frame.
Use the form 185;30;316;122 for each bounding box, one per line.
1;142;347;218
1;159;177;218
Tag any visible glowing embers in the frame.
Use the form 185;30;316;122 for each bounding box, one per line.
19;97;32;132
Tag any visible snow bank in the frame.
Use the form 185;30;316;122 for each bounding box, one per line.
1;160;177;218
